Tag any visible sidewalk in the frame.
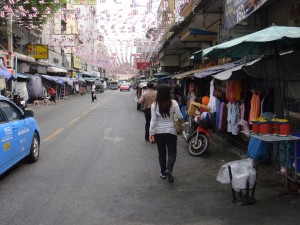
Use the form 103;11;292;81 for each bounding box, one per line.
212;130;300;194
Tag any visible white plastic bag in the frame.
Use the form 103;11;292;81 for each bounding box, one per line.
216;158;256;192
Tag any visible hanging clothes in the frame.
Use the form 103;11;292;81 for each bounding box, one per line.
226;80;242;102
216;99;222;129
221;102;228;131
249;90;261;123
231;103;240;135
239;102;250;133
208;79;217;113
219;102;225;130
227;102;233;133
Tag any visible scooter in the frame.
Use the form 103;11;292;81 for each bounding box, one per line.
13;92;26;112
182;112;211;156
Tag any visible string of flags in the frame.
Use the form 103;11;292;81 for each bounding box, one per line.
0;0;191;73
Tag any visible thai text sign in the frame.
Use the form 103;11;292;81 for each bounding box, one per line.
136;62;151;70
224;0;269;29
50;35;77;47
27;45;48;59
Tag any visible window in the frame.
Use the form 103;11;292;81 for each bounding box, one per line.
0;101;22;121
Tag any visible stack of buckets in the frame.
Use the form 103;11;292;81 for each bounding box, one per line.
251;118;291;136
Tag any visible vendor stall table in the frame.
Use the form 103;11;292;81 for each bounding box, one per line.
243;132;300;187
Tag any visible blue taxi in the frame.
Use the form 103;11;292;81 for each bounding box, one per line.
0;95;41;176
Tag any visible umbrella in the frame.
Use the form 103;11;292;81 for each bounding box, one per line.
203;25;300;59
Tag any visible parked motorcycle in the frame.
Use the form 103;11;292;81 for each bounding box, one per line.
13;92;26;112
182;112;211;156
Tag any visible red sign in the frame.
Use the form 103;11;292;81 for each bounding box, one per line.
136;62;151;70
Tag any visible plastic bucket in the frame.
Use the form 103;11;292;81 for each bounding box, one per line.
271;122;279;135
258;122;271;135
278;123;291;136
252;122;259;134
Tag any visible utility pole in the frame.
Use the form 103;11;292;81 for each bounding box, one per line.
7;12;13;68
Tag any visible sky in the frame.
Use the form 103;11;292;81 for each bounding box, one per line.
77;0;161;76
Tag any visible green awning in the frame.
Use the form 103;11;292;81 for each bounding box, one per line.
202;25;300;59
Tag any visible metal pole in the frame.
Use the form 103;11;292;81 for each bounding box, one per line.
7;12;13;93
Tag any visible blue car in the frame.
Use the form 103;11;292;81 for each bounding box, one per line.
0;95;41;176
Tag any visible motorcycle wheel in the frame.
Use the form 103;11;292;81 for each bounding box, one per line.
188;133;210;156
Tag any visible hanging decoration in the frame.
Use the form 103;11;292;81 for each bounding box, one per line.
0;0;188;75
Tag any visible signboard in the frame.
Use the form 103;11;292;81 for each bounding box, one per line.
73;56;82;69
27;45;48;59
50;35;77;47
136;62;151;70
219;25;257;43
224;0;269;29
72;0;97;5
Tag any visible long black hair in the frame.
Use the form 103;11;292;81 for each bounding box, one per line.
156;84;172;118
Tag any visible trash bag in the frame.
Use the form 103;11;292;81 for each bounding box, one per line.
216;158;256;192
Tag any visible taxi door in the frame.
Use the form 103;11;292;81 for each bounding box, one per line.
0;108;14;172
0;101;29;161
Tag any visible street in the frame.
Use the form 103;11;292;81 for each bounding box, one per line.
0;90;300;225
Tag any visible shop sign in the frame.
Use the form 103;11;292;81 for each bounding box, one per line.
73;56;82;69
37;65;47;74
50;35;77;47
136;62;151;70
18;63;30;73
27;45;48;59
224;0;269;29
219;25;257;43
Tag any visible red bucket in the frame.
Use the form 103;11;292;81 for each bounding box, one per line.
258;122;271;135
278;123;291;136
271;122;279;135
252;121;259;134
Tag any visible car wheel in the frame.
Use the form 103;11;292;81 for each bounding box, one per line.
27;132;40;163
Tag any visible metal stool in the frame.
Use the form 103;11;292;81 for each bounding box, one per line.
228;165;257;205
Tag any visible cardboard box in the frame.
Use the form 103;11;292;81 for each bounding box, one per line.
188;101;210;116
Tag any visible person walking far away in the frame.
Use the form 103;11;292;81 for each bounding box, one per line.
149;84;183;183
91;82;97;102
138;82;157;142
49;86;56;104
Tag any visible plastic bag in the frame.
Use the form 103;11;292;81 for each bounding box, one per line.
174;114;185;133
216;158;256;192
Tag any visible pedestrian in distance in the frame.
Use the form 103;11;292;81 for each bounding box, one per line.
149;84;183;183
138;82;157;142
91;82;97;102
49;86;56;104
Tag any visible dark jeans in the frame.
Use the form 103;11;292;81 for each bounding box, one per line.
154;133;177;174
50;94;56;103
144;108;151;140
91;91;97;101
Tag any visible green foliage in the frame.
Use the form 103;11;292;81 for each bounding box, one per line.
0;0;67;27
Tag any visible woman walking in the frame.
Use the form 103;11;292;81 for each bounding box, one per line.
149;84;183;183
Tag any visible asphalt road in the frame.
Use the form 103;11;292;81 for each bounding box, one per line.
0;89;300;225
